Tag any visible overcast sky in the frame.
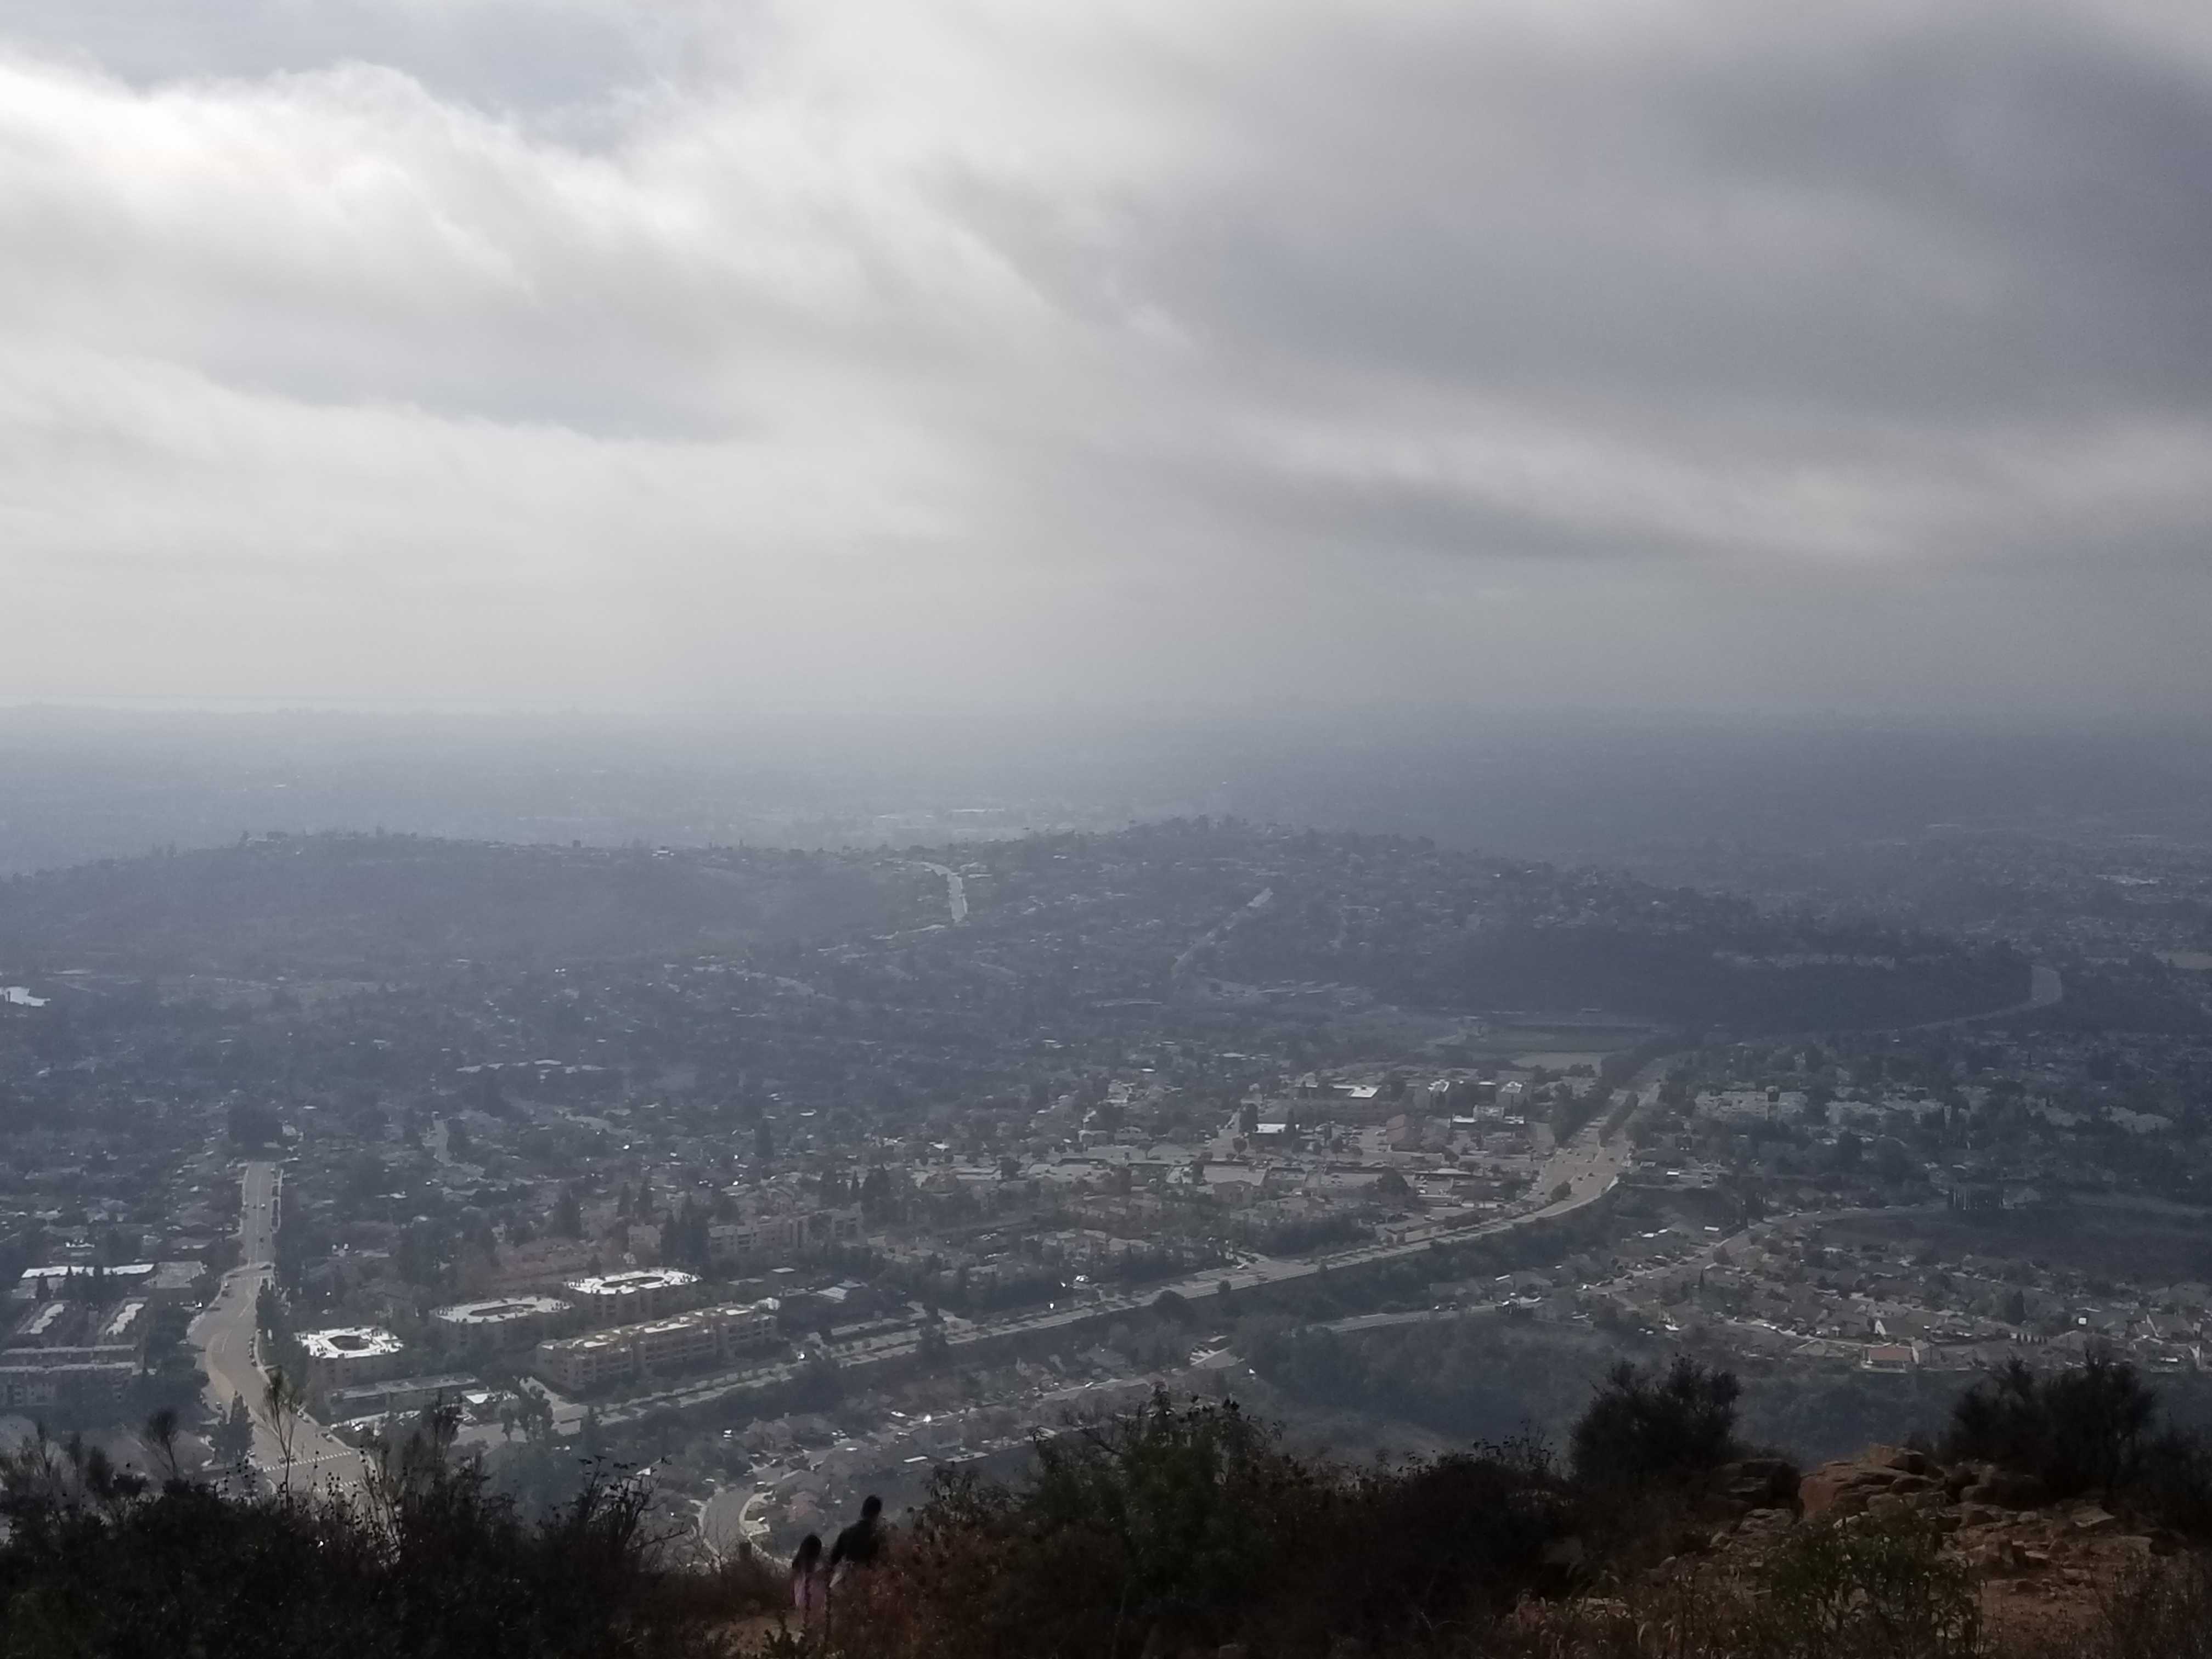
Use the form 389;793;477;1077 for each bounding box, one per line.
1;1;2207;724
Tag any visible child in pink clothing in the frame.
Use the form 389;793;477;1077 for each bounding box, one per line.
790;1533;826;1631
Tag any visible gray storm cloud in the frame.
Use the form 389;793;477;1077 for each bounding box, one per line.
0;0;2207;718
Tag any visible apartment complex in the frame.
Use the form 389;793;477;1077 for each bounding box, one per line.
563;1268;699;1324
0;1347;134;1412
298;1325;407;1391
532;1300;779;1394
431;1294;573;1351
708;1204;862;1266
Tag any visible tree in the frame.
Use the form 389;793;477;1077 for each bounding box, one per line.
1570;1357;1742;1489
1944;1348;2162;1500
0;1418;690;1658
213;1394;255;1467
554;1186;584;1239
254;1280;284;1339
144;1408;185;1487
226;1101;284;1148
797;1350;844;1407
264;1368;306;1493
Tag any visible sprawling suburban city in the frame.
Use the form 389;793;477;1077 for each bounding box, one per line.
5;817;2210;1560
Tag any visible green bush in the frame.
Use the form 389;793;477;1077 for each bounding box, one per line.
2076;1555;2212;1659
0;1414;772;1659
1528;1511;1978;1659
1942;1347;2212;1534
854;1389;1576;1659
1944;1349;2157;1499
1571;1357;1742;1491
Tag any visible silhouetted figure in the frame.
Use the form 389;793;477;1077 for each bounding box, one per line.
828;1494;884;1576
789;1533;825;1630
823;1495;885;1644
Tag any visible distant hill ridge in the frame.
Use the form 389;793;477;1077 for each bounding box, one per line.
0;834;890;972
0;823;2034;1033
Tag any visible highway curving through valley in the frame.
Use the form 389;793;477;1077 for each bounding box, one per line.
191;1160;368;1493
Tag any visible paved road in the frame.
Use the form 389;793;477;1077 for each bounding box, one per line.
592;1077;1661;1426
913;863;969;925
191;1161;367;1493
1882;963;2063;1035
1171;888;1274;986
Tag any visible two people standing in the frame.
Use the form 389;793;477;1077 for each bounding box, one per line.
789;1495;885;1638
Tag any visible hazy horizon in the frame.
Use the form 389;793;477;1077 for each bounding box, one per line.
3;701;2210;879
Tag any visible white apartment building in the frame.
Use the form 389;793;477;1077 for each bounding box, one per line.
298;1325;407;1391
563;1268;699;1324
532;1300;780;1394
432;1294;573;1350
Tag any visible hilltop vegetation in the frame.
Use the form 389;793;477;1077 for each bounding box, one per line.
12;1355;2212;1657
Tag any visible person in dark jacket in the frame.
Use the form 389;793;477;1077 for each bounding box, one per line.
828;1494;883;1576
823;1495;885;1643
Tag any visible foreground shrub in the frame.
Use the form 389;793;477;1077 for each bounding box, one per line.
2074;1554;2212;1659
1571;1357;1742;1491
836;1390;1575;1659
1944;1350;2157;1500
0;1414;771;1658
1943;1348;2212;1534
1521;1511;1978;1659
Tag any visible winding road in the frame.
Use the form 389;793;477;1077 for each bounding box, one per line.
191;1160;366;1493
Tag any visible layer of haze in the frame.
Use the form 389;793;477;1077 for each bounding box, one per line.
2;1;2209;721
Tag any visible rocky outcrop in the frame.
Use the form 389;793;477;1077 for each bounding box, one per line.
1797;1445;1948;1519
1679;1447;2188;1647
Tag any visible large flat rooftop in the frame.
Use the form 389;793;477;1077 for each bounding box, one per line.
563;1269;698;1297
431;1295;572;1325
299;1325;405;1362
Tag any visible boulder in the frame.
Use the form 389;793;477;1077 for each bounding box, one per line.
1943;1462;1985;1500
1799;1472;1872;1519
2069;1506;2121;1536
1717;1456;1800;1508
1961;1469;2048;1509
1799;1458;1917;1519
1866;1444;1936;1477
1734;1507;1796;1544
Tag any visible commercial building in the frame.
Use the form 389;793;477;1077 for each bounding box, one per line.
0;1348;134;1412
11;1261;207;1305
14;1263;155;1301
563;1268;699;1324
708;1206;862;1266
298;1326;407;1391
326;1371;484;1422
431;1294;573;1351
532;1300;780;1395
